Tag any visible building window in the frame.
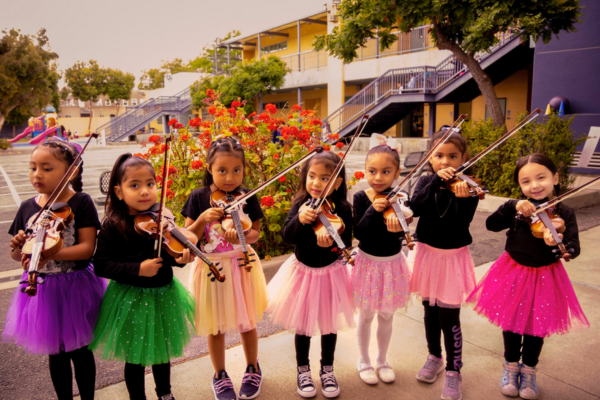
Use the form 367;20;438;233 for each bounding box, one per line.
99;114;105;117
105;100;111;106
96;99;103;106
69;99;75;106
123;100;129;106
261;41;287;54
65;115;72;118
132;99;138;106
485;98;507;120
269;101;289;110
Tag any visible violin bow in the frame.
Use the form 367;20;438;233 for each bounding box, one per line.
313;114;370;211
387;114;467;201
155;135;172;258
225;145;325;211
454;109;542;175
27;134;99;234
532;175;600;216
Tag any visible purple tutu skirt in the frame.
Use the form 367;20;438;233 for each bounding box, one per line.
350;249;411;314
267;255;355;336
410;243;476;308
3;265;106;355
467;252;589;337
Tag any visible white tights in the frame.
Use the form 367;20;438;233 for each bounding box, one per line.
357;309;394;367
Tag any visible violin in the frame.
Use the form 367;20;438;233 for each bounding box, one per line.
20;135;98;296
20;203;74;296
444;175;489;200
210;189;256;271
518;204;572;262
299;114;371;266
135;207;225;282
373;190;415;250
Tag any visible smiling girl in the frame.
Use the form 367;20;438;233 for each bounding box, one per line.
467;153;589;399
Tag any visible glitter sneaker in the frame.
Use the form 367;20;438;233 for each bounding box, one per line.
500;361;520;397
519;364;539;400
239;362;262;399
319;365;340;398
417;354;445;383
297;365;316;398
441;371;462;400
212;370;237;400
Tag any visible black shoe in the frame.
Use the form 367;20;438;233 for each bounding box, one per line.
212;370;237;400
239;362;262;399
319;366;340;398
297;365;317;398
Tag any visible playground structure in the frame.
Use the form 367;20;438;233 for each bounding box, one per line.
9;106;67;144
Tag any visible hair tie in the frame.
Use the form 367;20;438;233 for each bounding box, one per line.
369;133;401;153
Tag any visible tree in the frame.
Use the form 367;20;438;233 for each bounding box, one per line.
138;58;193;90
190;56;289;112
106;69;135;116
189;30;242;74
0;28;60;132
64;60;108;132
314;0;581;128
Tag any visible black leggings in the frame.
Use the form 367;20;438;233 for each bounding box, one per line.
423;301;463;372
295;334;337;368
48;346;96;400
503;330;544;367
124;363;172;400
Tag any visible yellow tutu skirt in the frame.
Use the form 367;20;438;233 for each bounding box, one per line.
190;247;268;336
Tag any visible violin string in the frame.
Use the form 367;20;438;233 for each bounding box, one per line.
156;137;171;258
534;175;600;215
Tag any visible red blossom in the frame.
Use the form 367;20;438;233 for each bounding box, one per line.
168;165;177;175
279;176;286;183
189;117;202;127
206;89;215;99
249;112;257;118
149;135;161;144
273;153;280;159
300;110;315;118
229;126;240;134
207;106;217;115
191;160;203;170
335;142;344;149
337;152;344;157
260;196;275;207
133;153;144;157
265;103;277;115
180;134;189;141
168;119;178;127
354;171;365;179
258;112;270;122
267;122;277;130
310;119;323;127
323;144;331;151
227;108;236;116
215;109;226;118
292;104;302;112
328;133;340;141
231;100;242;108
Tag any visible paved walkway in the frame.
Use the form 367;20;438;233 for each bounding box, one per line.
83;226;600;400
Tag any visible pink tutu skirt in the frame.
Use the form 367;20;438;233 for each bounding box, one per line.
267;255;355;337
410;243;476;308
467;252;589;337
350;249;411;314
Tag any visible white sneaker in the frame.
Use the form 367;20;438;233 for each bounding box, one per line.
357;360;378;385
377;363;396;383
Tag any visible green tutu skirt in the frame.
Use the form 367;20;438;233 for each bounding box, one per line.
89;278;195;366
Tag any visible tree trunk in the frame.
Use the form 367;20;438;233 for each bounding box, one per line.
13;125;16;138
0;113;5;134
433;24;505;128
88;100;93;133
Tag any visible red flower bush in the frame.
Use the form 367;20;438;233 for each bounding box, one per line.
206;89;215;99
231;100;242;108
261;196;275;207
354;171;365;179
279;176;286;183
292;104;302;112
208;106;217;115
335;142;344;149
191;160;203;170
149;135;162;144
265;103;277;115
168;119;178;127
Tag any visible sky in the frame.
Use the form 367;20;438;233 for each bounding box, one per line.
0;0;328;83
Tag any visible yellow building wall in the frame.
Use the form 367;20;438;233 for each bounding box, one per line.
262;88;328;118
471;69;530;130
242;23;327;61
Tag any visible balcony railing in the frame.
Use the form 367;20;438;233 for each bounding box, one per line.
355;25;435;61
279;50;328;72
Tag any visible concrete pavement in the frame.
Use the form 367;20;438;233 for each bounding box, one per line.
84;226;600;400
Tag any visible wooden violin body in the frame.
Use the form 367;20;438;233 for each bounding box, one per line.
445;175;488;200
300;199;345;236
374;193;414;224
529;211;565;239
21;203;74;296
210;190;253;235
135;207;226;282
519;205;571;262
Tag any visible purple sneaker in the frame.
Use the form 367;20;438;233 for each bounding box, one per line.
212;370;237;400
239;363;262;399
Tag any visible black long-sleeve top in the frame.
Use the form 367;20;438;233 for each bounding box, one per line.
411;174;479;249
282;197;353;268
486;199;580;268
94;215;187;288
353;190;402;257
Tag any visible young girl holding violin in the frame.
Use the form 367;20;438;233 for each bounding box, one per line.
89;154;197;400
181;137;268;400
351;135;412;385
267;151;354;399
467;153;589;399
410;130;478;400
4;138;105;400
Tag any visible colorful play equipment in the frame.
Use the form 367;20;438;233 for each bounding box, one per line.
9;106;67;144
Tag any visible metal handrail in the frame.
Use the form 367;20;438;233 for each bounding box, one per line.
323;31;518;135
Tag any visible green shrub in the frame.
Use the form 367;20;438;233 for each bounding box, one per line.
462;114;586;198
